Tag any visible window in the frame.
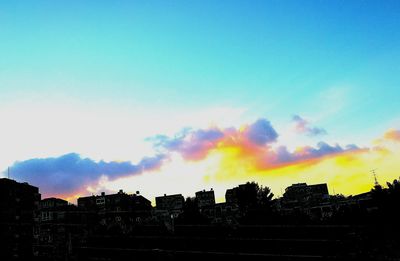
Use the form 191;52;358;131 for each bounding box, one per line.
96;197;105;205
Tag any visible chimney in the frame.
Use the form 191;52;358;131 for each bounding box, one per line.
101;192;105;196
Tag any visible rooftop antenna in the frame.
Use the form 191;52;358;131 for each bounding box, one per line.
371;168;379;187
7;167;10;179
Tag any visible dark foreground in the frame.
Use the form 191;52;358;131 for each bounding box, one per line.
32;224;399;261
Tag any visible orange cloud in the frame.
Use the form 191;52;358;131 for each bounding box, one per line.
150;123;400;198
384;129;400;142
154;118;360;170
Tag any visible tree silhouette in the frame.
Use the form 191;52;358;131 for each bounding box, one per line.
257;185;274;208
386;178;400;199
237;182;258;211
175;197;208;224
237;182;276;224
370;178;400;223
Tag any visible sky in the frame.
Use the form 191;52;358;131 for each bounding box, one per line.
1;1;400;204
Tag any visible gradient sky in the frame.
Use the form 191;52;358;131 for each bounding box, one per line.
1;1;400;203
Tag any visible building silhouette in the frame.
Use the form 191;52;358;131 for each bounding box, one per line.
0;178;41;260
78;190;151;212
155;193;184;217
195;189;215;208
1;177;399;260
281;183;329;208
40;198;68;222
78;189;152;229
35;197;80;261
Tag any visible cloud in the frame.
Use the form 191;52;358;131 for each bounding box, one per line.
244;118;278;145
291;142;359;161
150;118;279;161
8;153;165;197
384;129;400;142
151;118;359;171
246;142;361;171
150;128;225;160
6;117;372;201
292;115;327;136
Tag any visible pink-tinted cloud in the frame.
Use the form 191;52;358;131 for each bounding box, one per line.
150;128;224;160
150;118;278;160
384;129;400;142
152;118;359;170
292;115;327;136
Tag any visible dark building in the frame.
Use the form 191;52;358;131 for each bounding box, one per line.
0;178;41;260
78;190;151;212
195;189;215;209
155;194;184;216
279;183;330;217
78;190;152;232
225;188;239;204
40;198;68;222
283;183;328;203
35;197;79;261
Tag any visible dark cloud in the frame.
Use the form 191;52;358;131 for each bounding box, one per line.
345;144;360;150
9;153;165;197
274;146;294;163
297;142;345;157
151;128;224;160
245;119;279;145
274;142;360;164
292;115;327;137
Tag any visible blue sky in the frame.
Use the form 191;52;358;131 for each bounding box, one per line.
1;1;400;201
1;1;399;121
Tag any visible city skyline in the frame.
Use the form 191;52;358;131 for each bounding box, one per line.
1;1;400;203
